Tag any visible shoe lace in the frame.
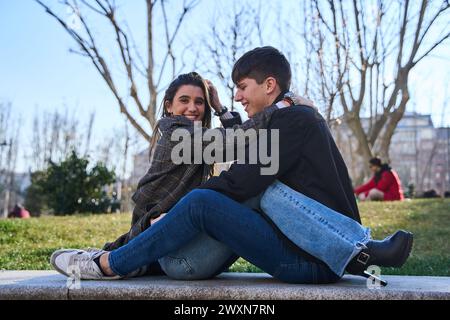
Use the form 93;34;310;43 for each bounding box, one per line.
74;252;101;276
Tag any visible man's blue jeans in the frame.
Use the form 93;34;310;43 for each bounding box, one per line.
260;181;371;276
109;189;341;284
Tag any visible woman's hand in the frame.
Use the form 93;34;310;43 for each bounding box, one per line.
205;80;222;112
151;213;166;225
292;94;315;108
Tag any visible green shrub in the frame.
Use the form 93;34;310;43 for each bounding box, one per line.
24;151;116;215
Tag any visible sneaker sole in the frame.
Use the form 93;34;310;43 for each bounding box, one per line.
50;249;82;277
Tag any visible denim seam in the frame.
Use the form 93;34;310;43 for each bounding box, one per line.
338;229;372;277
275;186;356;245
161;256;194;275
109;232;164;276
108;251;125;277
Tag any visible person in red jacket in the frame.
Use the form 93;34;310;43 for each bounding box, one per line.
354;157;404;201
8;204;31;219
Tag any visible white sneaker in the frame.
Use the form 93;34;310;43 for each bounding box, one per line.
50;249;122;280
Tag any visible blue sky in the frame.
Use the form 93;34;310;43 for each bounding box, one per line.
0;0;124;128
1;0;449;173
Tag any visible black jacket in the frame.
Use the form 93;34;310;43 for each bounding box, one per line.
200;104;361;223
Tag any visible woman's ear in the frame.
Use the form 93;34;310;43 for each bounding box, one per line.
164;100;172;115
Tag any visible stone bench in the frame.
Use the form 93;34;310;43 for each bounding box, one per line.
1;271;449;300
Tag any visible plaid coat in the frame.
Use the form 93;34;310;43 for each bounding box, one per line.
103;105;279;251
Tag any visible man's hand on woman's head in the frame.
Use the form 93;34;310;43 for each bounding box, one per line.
293;95;315;108
290;94;315;108
205;80;223;112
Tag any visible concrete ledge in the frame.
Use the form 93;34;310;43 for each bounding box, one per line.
1;271;449;300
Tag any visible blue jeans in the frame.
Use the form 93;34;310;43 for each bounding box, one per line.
158;233;238;280
158;196;262;280
260;181;371;276
109;189;340;284
159;181;370;279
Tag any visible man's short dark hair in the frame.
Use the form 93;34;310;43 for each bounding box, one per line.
232;46;291;92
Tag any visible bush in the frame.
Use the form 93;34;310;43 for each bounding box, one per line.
421;189;440;198
24;151;116;215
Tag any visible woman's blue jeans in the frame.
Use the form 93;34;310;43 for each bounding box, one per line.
158;233;238;280
157;195;262;280
109;189;341;284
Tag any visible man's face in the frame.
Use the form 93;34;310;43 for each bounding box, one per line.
234;78;272;118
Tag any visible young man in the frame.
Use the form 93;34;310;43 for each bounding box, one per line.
51;47;413;285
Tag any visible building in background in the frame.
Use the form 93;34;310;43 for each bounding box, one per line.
130;148;151;186
390;113;435;195
433;127;450;196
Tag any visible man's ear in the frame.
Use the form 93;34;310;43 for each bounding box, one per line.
265;77;278;94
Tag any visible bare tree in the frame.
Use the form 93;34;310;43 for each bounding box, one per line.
302;0;450;181
35;0;199;142
94;118;143;212
117;120;143;212
96;136;114;168
28;106;94;172
83;111;96;157
0;103;21;218
418;89;449;193
0;103;13;177
198;1;262;111
291;1;348;123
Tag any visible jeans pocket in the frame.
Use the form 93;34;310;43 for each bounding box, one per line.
159;255;194;279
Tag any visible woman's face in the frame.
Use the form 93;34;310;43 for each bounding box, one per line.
166;84;206;122
370;164;381;174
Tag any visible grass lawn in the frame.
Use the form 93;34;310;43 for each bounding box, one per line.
1;199;449;276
